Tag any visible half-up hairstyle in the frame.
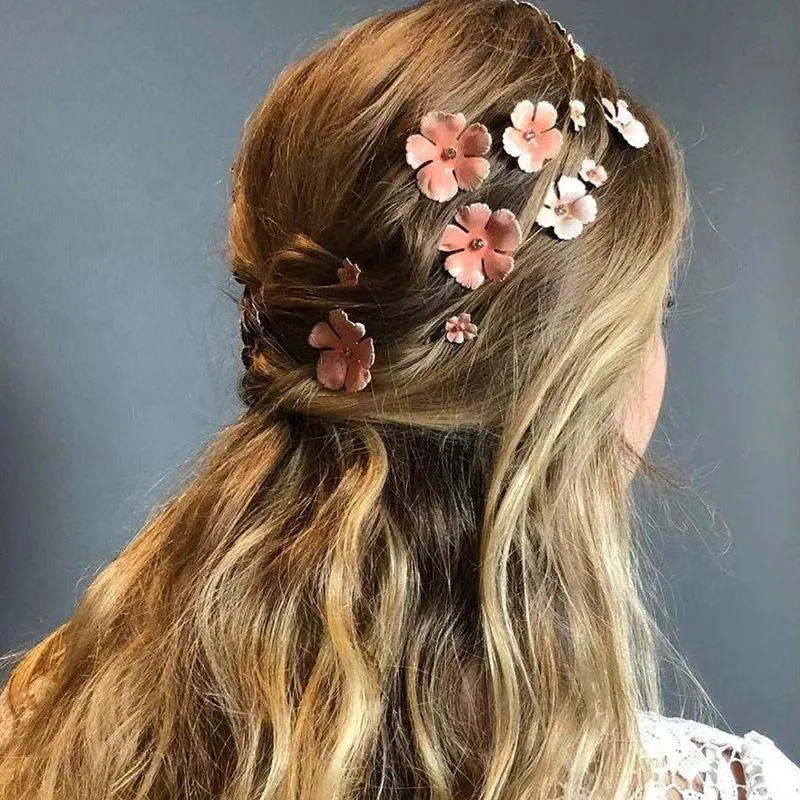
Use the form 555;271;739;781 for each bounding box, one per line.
0;1;691;797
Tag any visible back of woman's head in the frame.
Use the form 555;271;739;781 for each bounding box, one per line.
1;1;690;798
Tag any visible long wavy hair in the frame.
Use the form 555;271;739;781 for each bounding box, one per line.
0;1;695;797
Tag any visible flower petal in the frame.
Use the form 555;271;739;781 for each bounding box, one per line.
571;194;597;224
317;349;349;390
600;97;617;123
458;123;492;156
517;149;539;174
553;216;584;240
308;320;339;350
485;209;522;253
353;337;376;369
447;327;465;344
405;133;439;169
510;100;535;131
536;206;558;229
455;156;490;192
416;161;459;202
621;119;649;148
615;102;634;125
420;111;465;144
482;251;515;283
444;250;486;290
454;202;492;235
329;309;365;345
532;127;563;163
556;175;587;204
344;361;372;392
438;222;472;253
531;101;558;133
502;126;525;158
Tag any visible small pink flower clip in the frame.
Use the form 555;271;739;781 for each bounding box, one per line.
579;158;608;187
337;257;361;286
503;100;563;173
438;203;522;290
445;312;478;344
307;308;375;392
535;176;598;240
600;97;650;148
566;34;586;61
569;99;587;132
405;111;492;203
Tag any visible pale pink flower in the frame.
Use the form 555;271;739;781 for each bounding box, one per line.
337;257;361;286
445;312;478;344
503;100;563;173
601;97;649;148
569;99;587;132
307;308;375;392
438;203;522;290
567;34;586;61
405;111;492;202
535;176;598;240
579;158;608;187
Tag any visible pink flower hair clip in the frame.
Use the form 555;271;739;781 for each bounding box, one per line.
579;158;608;187
308;308;375;392
337;257;361;286
601;97;649;148
438;203;522;290
445;312;478;344
536;176;598;240
405;111;492;203
503;100;563;173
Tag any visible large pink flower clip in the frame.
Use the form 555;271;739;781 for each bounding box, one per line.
308;309;375;392
503;100;563;173
405;111;492;203
438;203;522;290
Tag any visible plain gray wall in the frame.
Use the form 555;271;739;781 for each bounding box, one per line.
1;0;798;760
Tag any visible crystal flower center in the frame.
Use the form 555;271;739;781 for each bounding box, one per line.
554;203;569;216
470;238;486;250
524;129;537;141
442;146;458;160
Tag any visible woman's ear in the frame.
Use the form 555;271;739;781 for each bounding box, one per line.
624;331;667;457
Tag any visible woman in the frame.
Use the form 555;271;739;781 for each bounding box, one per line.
1;0;797;796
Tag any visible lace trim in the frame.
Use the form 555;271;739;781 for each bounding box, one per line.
637;711;800;799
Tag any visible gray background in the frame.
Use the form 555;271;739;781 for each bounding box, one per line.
1;0;798;760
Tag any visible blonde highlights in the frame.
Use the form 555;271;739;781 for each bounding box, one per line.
1;1;692;797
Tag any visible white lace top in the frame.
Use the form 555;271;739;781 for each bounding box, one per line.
637;710;800;798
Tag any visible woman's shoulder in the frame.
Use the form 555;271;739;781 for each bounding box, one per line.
636;709;800;798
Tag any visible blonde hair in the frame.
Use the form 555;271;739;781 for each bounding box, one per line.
0;1;695;797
